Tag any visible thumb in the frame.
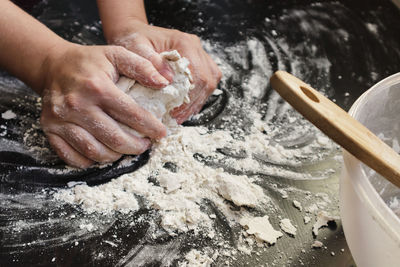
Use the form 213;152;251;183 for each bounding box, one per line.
107;46;169;89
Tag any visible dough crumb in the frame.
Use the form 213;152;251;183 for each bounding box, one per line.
311;240;324;248
293;200;303;211
240;216;283;245
279;218;297;236
215;173;264;207
312;211;339;236
1;110;16;120
303;216;311;224
305;203;318;214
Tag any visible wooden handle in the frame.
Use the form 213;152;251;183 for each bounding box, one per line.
270;70;400;188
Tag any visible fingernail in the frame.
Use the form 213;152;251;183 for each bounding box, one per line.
151;73;169;86
158;124;167;138
141;138;152;151
161;62;174;82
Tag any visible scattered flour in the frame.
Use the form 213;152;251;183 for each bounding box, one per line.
79;223;95;232
180;249;213;267
53;45;340;264
55;51;270;237
311;240;324;248
1;110;16;120
279;218;297;236
67;181;86;188
104;240;118;247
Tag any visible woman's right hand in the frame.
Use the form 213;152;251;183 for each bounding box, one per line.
39;43;168;168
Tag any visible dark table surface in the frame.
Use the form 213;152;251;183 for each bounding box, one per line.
1;0;400;266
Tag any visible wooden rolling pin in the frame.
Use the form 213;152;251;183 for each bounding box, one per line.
270;70;400;188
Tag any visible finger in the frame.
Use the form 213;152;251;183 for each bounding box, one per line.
100;79;167;139
127;41;174;82
107;46;169;89
71;106;152;155
46;132;94;168
55;123;123;164
171;89;208;124
170;50;212;122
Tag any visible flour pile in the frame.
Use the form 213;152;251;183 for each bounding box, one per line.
56;125;269;234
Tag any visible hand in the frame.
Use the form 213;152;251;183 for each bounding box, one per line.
39;42;167;168
108;20;222;124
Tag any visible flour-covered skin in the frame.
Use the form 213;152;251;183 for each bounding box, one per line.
40;44;167;168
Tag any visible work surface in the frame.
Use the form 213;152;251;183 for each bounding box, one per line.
1;0;400;266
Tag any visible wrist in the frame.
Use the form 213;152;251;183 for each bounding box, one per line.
37;40;78;96
104;18;148;45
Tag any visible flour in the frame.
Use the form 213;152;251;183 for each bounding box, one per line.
312;211;339;236
55;51;270;238
305;204;319;214
54;43;341;265
279;218;297;236
303;216;311;224
79;223;95;232
311;240;323;248
293;200;302;211
215;173;264;207
180;249;213;267
1;110;16;120
240;216;283;245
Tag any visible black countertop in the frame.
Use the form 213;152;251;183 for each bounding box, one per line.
1;0;400;266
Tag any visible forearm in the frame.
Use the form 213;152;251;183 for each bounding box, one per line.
97;0;148;43
0;0;70;95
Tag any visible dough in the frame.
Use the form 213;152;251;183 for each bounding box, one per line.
116;50;194;136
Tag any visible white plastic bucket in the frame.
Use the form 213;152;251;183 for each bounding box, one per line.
340;73;400;267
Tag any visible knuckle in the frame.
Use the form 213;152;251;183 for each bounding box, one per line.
107;45;125;55
138;58;153;70
179;33;201;44
48;103;66;120
82;77;105;95
131;112;146;127
64;93;80;111
113;45;127;55
170;29;183;37
107;131;125;148
81;142;98;160
148;52;162;65
197;74;208;86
